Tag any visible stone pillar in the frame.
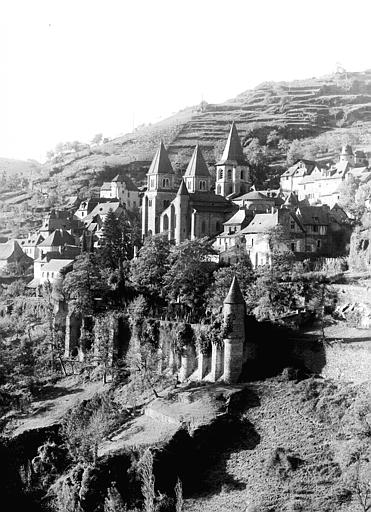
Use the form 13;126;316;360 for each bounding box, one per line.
179;345;196;382
210;343;224;382
197;350;211;380
223;276;245;384
64;313;81;358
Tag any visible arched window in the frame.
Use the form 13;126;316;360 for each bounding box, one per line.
240;170;244;180
188;179;192;191
162;178;170;188
199;180;206;191
219;169;224;180
227;169;232;180
216;184;221;195
201;220;206;233
150;178;155;189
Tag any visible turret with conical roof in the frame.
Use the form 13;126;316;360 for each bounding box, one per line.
339;144;355;166
183;145;212;193
222;276;246;383
215;122;250;199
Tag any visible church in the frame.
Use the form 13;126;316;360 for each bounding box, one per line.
141;122;250;243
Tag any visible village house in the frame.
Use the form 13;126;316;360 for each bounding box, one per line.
37;229;77;257
280;145;371;208
100;174;140;210
15;232;45;260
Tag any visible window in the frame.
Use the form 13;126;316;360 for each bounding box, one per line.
133;201;136;207
199;180;206;191
313;225;318;232
150;178;155;189
219;169;224;180
291;242;295;251
188;180;193;190
317;240;321;249
162;178;170;188
149;199;152;207
216;221;221;232
227;169;232;180
128;192;130;198
240;170;244;180
163;199;170;209
290;221;295;230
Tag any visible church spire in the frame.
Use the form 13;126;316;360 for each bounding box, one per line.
184;145;211;177
177;179;189;196
148;141;174;175
219;122;246;165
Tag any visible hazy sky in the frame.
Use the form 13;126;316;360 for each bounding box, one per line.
1;0;370;162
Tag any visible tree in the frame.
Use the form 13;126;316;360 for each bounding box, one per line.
129;234;171;304
243;138;269;188
163;237;217;317
99;209;133;271
62;253;106;318
286;139;305;166
91;133;103;145
338;175;360;219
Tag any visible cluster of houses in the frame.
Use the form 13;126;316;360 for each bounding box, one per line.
0;122;369;289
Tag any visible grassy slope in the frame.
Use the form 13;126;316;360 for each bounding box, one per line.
185;377;370;512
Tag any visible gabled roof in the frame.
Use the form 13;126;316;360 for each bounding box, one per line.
223;208;250;225
240;212;278;234
101;182;112;191
237;191;272;201
224;276;245;304
41;259;74;273
184;145;211;177
177;180;189;196
281;159;317;177
218;122;246;165
16;233;44;247
111;174;139;191
148;141;174;175
38;229;76;247
296;206;329;225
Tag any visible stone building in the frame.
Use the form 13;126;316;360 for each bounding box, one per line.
100;174;140;210
141;138;237;243
280;145;371;208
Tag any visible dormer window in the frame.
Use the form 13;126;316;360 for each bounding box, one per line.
199;180;206;191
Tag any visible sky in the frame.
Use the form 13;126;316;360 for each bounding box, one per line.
0;0;370;162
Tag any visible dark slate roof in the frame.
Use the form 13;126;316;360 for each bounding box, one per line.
224;276;245;304
296;206;329;225
38;229;76;247
184;145;211;177
0;240;25;261
284;192;299;206
341;144;353;155
111;175;139;191
148;142;174;175
177;180;189;196
218;122;246;165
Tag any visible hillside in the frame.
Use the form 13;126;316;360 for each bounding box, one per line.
39;69;371;190
1;69;371;238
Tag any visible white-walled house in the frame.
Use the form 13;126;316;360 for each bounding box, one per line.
100;175;140;210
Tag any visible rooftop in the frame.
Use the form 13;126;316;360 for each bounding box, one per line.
148;141;174;175
184;145;211;177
